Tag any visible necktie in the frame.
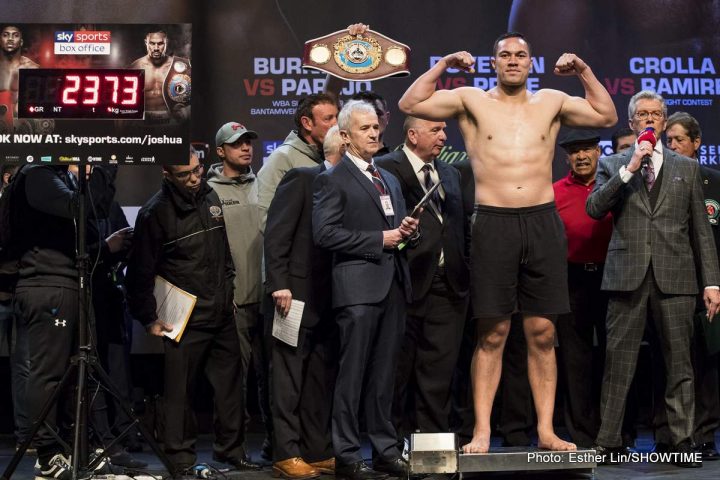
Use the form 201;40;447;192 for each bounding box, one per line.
422;164;442;214
643;159;655;191
67;171;78;190
366;164;387;195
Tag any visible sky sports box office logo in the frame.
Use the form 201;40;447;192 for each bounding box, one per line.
54;31;111;55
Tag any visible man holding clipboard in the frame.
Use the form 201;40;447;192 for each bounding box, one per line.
312;100;419;480
126;148;253;473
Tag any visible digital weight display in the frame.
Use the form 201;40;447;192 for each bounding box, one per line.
18;68;145;119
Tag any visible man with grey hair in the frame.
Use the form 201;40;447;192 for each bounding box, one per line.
587;91;720;467
313;100;419;480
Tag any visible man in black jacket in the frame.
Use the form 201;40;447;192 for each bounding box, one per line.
126;149;254;472
376;116;470;442
11;163;117;480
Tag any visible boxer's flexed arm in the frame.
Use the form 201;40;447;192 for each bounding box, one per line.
399;51;476;121
555;53;617;128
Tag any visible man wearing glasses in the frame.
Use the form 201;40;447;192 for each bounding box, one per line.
587;91;720;467
126;149;247;474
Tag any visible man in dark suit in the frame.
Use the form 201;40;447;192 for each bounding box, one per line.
264;125;344;480
313;100;419;480
658;111;720;460
587;91;720;467
376;116;470;441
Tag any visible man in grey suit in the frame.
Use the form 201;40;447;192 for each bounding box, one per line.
313;100;419;480
587;90;720;467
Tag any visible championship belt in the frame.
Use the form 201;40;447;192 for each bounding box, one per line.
162;56;191;114
303;29;410;81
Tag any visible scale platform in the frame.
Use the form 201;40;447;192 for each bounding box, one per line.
410;433;597;476
459;446;597;473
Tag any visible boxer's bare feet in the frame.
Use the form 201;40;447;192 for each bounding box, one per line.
538;431;577;451
462;429;491;453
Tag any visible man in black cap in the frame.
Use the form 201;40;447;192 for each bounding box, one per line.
552;129;613;447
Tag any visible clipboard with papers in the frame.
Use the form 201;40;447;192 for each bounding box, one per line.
153;276;197;342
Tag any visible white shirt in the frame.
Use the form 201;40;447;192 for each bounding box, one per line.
403;145;446;203
347;152;377;183
403;146;445;266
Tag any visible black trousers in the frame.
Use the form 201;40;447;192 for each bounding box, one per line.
556;263;608;447
449;305;476;444
393;272;468;441
162;320;244;468
692;319;720;444
332;279;405;465
15;285;79;461
272;324;338;462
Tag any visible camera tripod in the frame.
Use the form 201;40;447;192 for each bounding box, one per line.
1;166;178;479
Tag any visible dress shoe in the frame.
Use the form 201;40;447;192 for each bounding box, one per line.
308;457;335;474
673;440;702;468
621;433;635;449
212;453;262;471
335;460;388;480
592;445;628;465
373;457;409;477
109;449;148;468
700;441;720;461
123;435;143;453
654;442;671;454
273;457;320;479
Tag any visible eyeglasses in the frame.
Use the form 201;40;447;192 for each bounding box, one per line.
173;164;204;181
634;111;664;121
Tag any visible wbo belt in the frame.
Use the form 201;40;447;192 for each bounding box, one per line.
568;262;603;272
303;29;411;81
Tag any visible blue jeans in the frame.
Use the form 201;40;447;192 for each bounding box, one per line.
0;299;31;443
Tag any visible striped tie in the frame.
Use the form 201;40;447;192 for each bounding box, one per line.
422;164;442;214
366;164;387;195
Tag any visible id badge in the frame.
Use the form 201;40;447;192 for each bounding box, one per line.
380;195;395;216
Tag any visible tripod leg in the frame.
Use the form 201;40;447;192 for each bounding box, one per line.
70;351;90;480
1;363;77;480
89;357;179;478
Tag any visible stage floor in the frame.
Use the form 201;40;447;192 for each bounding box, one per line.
1;431;719;479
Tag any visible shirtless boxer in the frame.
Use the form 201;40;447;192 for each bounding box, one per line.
0;25;38;129
399;32;617;453
130;30;190;124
